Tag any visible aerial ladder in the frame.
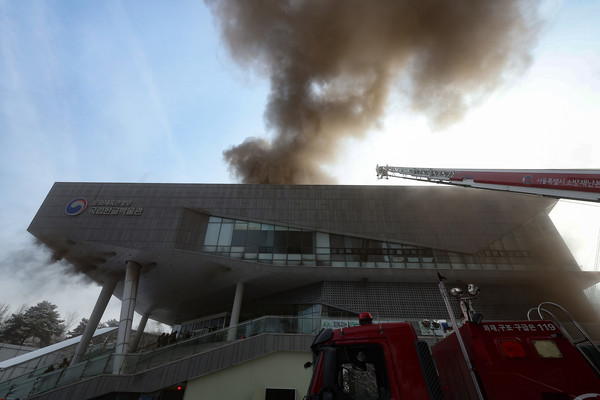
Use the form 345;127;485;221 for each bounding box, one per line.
376;165;600;203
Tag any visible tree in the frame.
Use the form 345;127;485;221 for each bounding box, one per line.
23;301;65;347
0;301;65;347
0;303;11;325
67;318;120;338
63;311;79;333
67;318;90;339
0;312;29;345
101;319;119;328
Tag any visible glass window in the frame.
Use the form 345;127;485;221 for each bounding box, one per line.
258;253;273;263
330;234;345;248
248;222;261;230
216;246;230;255
231;230;247;246
204;223;220;246
288;231;302;247
274;231;288;248
301;231;315;251
217;223;233;246
334;344;390;400
246;230;261;246
316;232;330;248
234;220;248;230
362;262;375;268
260;230;274;246
345;236;356;248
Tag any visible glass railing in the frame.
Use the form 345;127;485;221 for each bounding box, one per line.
120;316;322;374
0;316;322;399
0;352;114;400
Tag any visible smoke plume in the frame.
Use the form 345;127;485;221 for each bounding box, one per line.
206;0;541;184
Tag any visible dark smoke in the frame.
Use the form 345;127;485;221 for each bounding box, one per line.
206;0;541;184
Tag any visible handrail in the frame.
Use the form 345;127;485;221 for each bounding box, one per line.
527;301;600;374
526;307;562;329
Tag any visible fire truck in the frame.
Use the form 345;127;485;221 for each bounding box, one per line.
305;167;600;399
305;282;600;399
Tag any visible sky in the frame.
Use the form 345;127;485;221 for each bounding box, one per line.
1;0;599;331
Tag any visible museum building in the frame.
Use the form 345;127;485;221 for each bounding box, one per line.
14;182;600;399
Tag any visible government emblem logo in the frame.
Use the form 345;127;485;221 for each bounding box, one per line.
65;198;87;216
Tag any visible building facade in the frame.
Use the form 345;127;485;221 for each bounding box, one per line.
21;182;600;399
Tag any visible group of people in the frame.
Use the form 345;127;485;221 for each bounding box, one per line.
43;357;70;373
155;331;178;348
155;330;192;349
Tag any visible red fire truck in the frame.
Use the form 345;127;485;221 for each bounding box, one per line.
306;274;600;399
305;312;600;399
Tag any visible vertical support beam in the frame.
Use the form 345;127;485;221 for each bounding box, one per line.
112;261;141;374
129;312;149;353
227;282;244;341
71;277;118;365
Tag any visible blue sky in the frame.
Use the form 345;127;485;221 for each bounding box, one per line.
1;0;599;329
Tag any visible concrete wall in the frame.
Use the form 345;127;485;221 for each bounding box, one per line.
183;351;313;400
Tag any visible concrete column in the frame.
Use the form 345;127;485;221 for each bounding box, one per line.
112;261;141;374
227;282;244;341
129;312;149;353
71;277;118;365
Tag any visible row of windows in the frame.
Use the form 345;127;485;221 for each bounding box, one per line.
479;250;531;257
330;248;432;256
202;216;530;269
204;217;431;253
180;316;227;335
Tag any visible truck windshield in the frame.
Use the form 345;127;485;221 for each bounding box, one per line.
335;344;390;400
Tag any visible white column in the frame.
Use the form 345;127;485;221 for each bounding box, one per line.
71;277;117;365
129;312;149;353
227;282;244;341
112;261;141;374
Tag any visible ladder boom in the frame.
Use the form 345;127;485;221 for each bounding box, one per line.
376;165;600;202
